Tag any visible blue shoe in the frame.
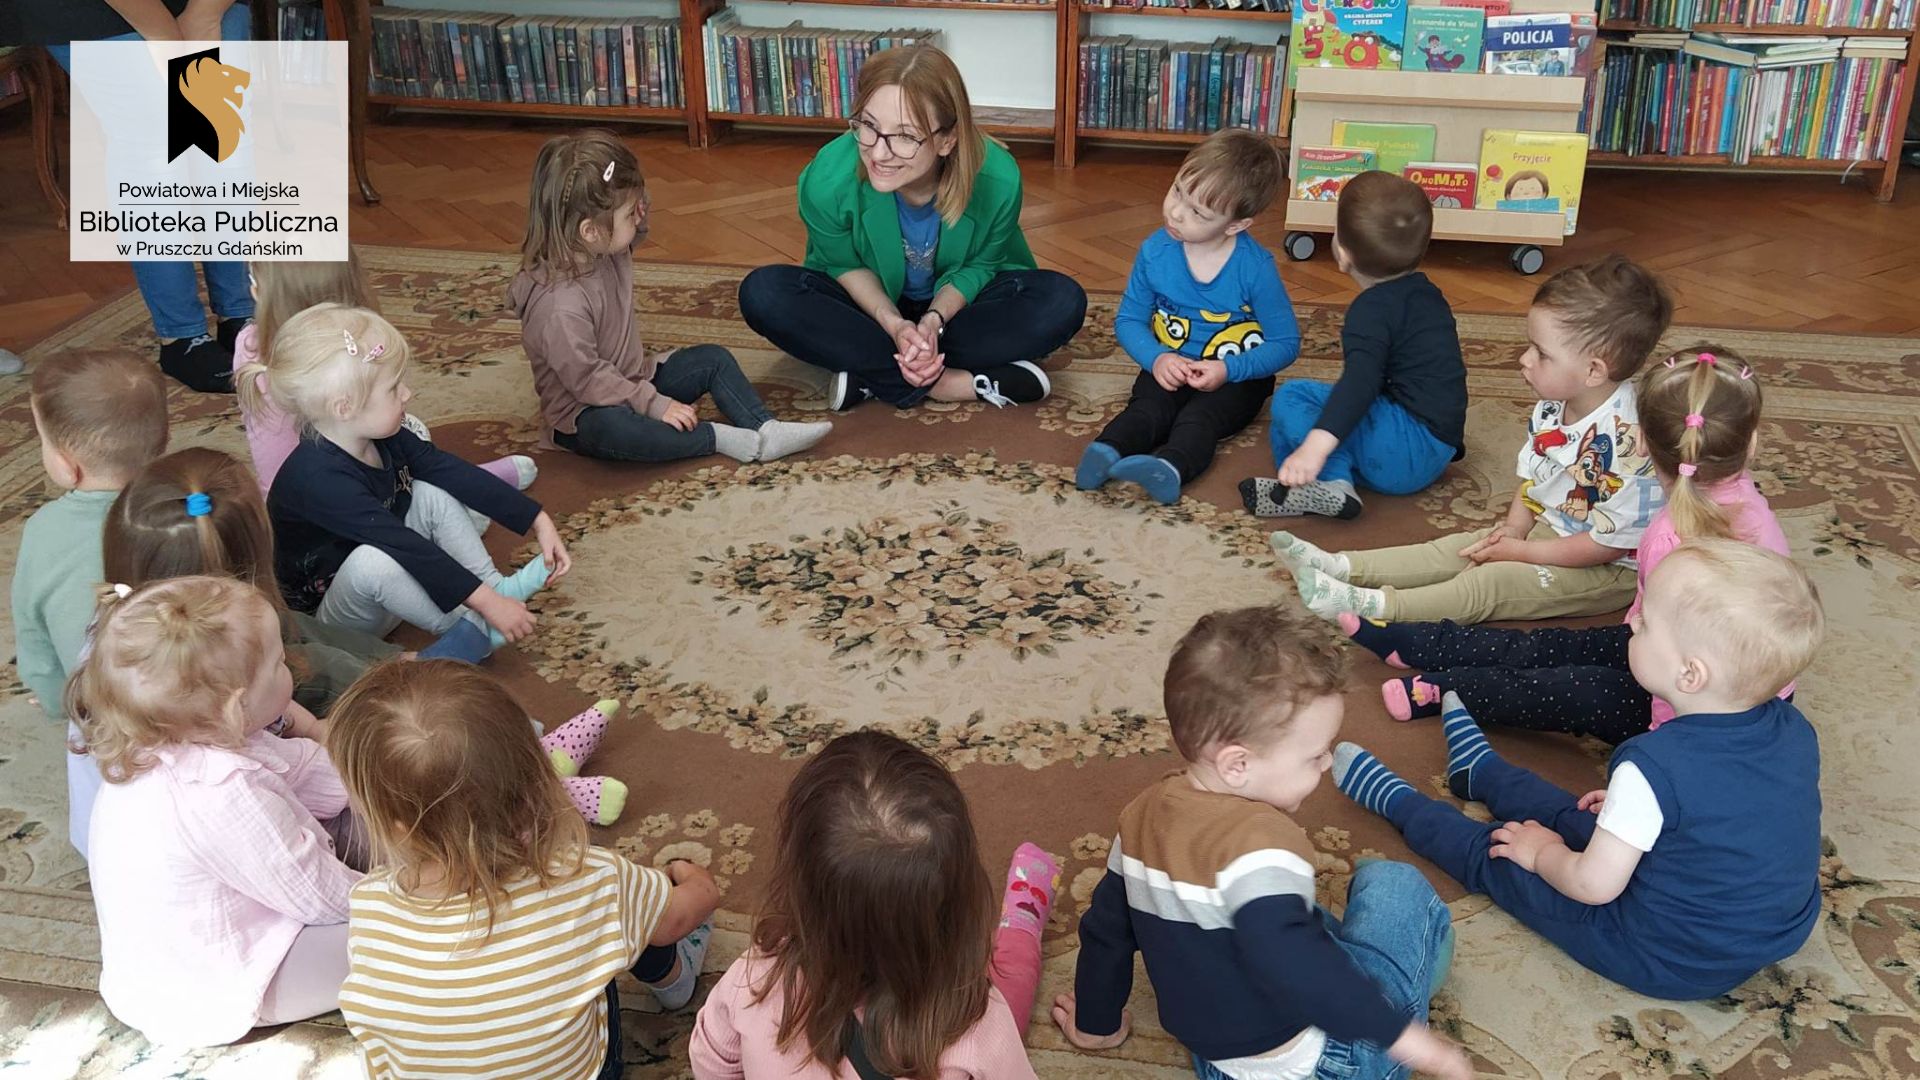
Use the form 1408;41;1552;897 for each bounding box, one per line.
1109;455;1182;505
418;619;493;664
1076;442;1121;490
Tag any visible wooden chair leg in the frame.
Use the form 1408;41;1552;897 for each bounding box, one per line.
26;48;67;229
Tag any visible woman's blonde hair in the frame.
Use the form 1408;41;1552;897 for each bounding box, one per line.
851;46;990;227
66;576;280;783
1636;343;1764;543
326;660;587;938
236;304;410;429
252;250;376;356
519;129;645;278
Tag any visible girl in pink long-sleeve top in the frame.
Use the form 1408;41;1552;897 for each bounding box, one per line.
690;731;1059;1080
71;575;365;1047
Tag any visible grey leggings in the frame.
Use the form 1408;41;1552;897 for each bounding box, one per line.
314;481;501;637
554;344;775;463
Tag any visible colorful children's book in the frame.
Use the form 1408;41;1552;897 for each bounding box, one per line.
1405;6;1483;74
1402;161;1478;208
1294;147;1376;200
1477;129;1589;234
1287;0;1407;84
1483;13;1574;76
1442;0;1510;18
1332;120;1437;176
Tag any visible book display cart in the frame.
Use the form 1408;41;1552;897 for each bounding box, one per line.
1283;65;1589;274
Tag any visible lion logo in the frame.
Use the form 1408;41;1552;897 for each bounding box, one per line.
167;49;250;163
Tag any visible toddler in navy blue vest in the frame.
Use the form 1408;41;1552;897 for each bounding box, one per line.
1335;539;1824;999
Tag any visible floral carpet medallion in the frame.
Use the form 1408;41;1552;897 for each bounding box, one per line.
1;249;1918;1079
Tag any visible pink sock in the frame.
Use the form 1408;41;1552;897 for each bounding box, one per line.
542;699;619;777
481;456;531;490
990;925;1042;1039
561;776;628;826
989;842;1055;1040
1382;676;1443;721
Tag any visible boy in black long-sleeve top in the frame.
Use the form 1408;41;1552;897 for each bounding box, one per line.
1241;171;1467;519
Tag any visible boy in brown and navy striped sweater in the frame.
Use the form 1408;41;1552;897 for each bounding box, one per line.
1051;606;1472;1080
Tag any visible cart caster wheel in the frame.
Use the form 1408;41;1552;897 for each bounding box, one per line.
1285;231;1317;261
1511;244;1545;275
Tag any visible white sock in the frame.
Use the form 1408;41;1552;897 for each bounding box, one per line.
1294;567;1385;621
1269;530;1352;580
710;423;759;463
755;419;833;462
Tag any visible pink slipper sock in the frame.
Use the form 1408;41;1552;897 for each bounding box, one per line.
562;776;628;826
1338;612;1409;669
542;699;620;777
998;841;1060;939
1382;676;1444;721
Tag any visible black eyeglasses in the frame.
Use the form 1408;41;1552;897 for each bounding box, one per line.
850;117;950;158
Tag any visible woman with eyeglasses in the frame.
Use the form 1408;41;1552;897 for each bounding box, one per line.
738;45;1087;411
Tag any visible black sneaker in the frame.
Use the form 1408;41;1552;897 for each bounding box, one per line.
828;371;875;412
216;316;249;355
971;360;1051;408
158;333;235;393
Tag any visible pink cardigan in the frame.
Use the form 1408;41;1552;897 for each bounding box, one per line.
232;324;302;495
89;731;360;1046
689;951;1038;1080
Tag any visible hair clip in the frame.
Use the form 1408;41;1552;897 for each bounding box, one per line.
1696;352;1717;366
185;492;213;517
1738;365;1752;380
111;582;133;599
603;161;616;182
1684;413;1705;428
1663;355;1679;368
1678;463;1699;477
343;329;359;357
366;343;385;361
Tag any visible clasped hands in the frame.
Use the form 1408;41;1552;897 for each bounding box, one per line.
888;311;949;388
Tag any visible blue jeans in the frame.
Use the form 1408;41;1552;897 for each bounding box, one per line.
553;344;775;462
1269;381;1455;496
48;5;257;341
1193;861;1451;1080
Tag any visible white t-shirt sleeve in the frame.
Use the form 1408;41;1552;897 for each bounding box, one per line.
1594;762;1665;852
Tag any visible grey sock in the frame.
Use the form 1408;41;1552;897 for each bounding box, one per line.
710;423;759;462
755;419;833;462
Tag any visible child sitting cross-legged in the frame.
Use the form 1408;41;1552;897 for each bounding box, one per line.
1075;128;1302;504
1335;540;1825;1000
1348;346;1791;742
1274;255;1674;624
330;660;720;1079
1239;170;1465;520
1054;606;1471;1080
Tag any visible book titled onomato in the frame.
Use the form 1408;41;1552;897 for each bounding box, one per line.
1482;13;1573;76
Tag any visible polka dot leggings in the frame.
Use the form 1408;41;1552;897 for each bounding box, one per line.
1398;622;1652;745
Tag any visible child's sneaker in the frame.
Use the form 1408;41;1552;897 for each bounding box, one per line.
972;361;1050;407
159;334;234;394
646;921;712;1012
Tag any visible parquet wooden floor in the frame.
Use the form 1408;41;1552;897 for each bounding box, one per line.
4;109;1919;352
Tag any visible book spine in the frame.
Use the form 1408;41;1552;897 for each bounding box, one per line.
1206;46;1224;130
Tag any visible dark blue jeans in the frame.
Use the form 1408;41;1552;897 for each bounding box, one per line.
554;344;774;463
597;942;679;1078
49;5;257;340
737;264;1088;406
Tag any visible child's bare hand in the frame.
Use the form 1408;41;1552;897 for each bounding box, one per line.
1490;819;1564;872
1577;789;1609;813
661;401;699;432
471;588;535;642
1460;523;1531;561
1185;359;1229;392
1151;353;1192;392
1051;993;1131;1051
1277;445;1327;487
280;701;325;740
1464;533;1533;565
532;512;572;581
1389;1024;1473;1080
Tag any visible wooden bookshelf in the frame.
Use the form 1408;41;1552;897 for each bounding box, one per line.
774;0;1055;10
369;95;688;123
1077;2;1290;23
709;107;1056;138
1590;151;1888;169
1598;19;1914;36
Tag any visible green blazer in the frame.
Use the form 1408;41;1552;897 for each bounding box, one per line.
796;131;1036;304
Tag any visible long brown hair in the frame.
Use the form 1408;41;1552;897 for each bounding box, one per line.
519;129;645;278
326;660;587;937
1636;344;1764;543
252;250;376;359
851;46;988;227
751;731;996;1078
104;448;284;610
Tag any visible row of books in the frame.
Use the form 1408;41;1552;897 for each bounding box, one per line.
1076;36;1286;133
1295;128;1589;231
1590;38;1907;160
1600;0;1915;29
368;9;686;109
1088;0;1291;11
1288;0;1598;79
701;12;937;117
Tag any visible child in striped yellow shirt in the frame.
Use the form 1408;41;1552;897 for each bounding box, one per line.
328;660;720;1080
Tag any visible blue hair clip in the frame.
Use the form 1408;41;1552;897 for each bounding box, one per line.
185;492;213;517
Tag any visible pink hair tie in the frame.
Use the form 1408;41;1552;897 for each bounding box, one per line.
1696;352;1717;366
1684;413;1705;428
1678;463;1698;477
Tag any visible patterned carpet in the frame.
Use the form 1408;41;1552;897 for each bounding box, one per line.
2;247;1919;1079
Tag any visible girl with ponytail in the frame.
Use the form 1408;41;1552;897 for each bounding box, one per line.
1338;344;1790;743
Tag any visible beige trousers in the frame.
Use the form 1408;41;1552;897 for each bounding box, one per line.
1345;523;1637;624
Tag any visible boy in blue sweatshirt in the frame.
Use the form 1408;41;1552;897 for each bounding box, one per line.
1242;170;1466;520
1077;129;1302;505
1335;540;1824;1000
1053;606;1471;1080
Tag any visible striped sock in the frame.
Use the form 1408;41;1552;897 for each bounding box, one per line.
1442;692;1498;801
1333;743;1414;820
